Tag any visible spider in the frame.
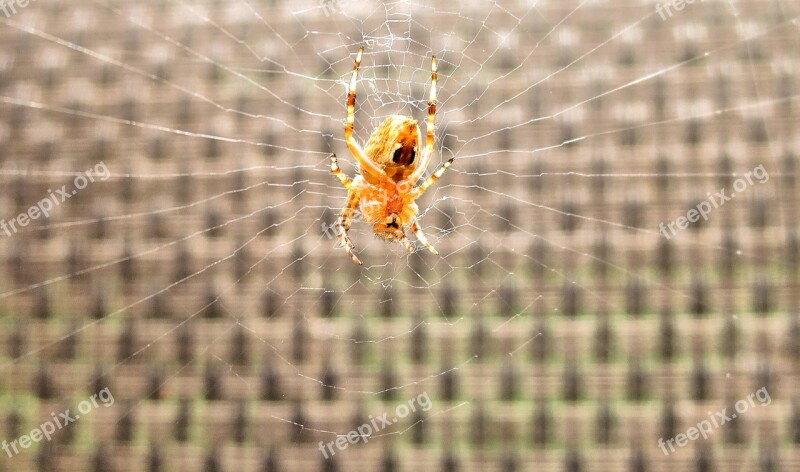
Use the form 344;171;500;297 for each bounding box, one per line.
331;47;454;265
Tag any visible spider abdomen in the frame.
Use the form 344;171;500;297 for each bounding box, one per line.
362;115;422;182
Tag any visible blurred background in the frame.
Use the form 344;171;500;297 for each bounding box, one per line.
0;0;798;470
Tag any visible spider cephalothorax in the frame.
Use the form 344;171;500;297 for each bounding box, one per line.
330;47;454;265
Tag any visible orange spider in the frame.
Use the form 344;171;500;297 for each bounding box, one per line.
331;47;454;265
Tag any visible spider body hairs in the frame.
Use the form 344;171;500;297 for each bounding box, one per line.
331;47;454;265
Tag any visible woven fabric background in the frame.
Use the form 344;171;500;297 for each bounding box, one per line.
0;0;798;471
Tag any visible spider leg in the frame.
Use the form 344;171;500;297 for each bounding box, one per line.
411;220;438;255
408;55;437;184
336;190;362;265
330;154;352;189
345;47;388;183
398;229;415;254
416;157;454;196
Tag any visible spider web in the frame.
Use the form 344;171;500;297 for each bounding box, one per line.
0;0;797;469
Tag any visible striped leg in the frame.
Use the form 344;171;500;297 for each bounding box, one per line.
345;47;387;182
409;55;438;183
330;154;352;189
336;191;362;265
416;157;454;196
411;220;438;255
398;229;415;253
